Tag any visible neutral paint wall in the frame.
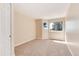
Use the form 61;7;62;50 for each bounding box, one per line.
66;4;79;55
13;10;36;46
42;20;49;39
49;32;65;40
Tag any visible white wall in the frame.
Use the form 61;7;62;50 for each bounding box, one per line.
0;3;11;56
66;4;79;55
13;10;36;46
42;20;48;39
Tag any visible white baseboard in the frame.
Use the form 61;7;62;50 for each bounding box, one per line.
15;39;35;47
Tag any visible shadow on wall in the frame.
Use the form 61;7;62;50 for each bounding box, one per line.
66;17;79;56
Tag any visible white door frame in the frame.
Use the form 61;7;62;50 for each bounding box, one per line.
0;3;14;56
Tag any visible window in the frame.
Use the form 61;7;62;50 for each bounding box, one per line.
49;22;63;31
43;22;48;29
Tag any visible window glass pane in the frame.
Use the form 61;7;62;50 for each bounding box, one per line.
49;22;63;31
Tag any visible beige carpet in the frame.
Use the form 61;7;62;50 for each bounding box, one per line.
15;39;72;56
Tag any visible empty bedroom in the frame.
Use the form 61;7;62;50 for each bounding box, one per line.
11;3;79;56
